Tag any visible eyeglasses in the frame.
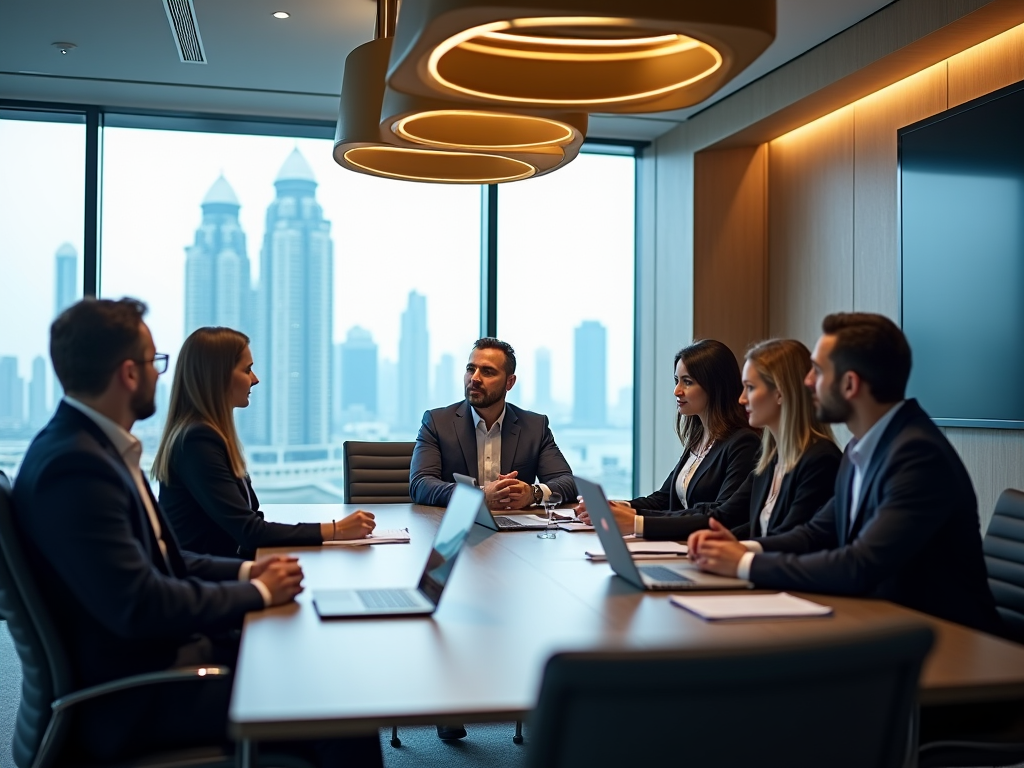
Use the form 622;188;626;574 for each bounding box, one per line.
133;353;169;374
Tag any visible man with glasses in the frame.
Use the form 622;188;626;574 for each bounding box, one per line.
12;298;382;765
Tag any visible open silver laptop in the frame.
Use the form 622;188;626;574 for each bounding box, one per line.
577;476;752;592
453;472;548;531
312;485;484;618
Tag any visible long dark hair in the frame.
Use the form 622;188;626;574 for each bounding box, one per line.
675;339;751;454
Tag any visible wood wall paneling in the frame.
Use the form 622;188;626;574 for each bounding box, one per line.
693;145;768;360
948;21;1024;106
768;106;855;347
852;63;948;319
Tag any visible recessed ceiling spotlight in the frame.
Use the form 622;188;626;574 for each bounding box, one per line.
272;11;290;19
51;42;77;54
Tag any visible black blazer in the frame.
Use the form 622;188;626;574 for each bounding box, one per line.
629;428;760;516
11;403;264;690
750;400;1002;635
643;435;841;541
409;400;576;507
159;424;322;559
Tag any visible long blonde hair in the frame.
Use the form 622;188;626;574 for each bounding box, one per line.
152;327;249;482
747;339;835;476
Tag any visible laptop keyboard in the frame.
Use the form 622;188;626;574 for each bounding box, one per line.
639;565;694;583
495;516;525;528
357;589;420;609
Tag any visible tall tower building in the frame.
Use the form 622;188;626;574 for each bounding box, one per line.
0;357;24;430
534;347;553;413
573;321;607;428
28;356;49;430
53;243;78;404
184;175;253;336
340;326;378;421
398;291;429;428
251;149;333;447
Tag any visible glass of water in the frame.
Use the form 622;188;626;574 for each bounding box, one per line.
537;492;562;539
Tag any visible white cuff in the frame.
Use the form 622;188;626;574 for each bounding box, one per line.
737;551;756;581
740;540;763;553
539;482;552;503
634;516;644;538
251;578;273;607
238;561;253;581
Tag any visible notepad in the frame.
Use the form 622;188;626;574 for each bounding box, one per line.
669;592;833;620
585;539;688;561
323;528;411;546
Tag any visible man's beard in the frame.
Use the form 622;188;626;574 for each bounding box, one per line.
466;385;503;410
130;384;157;421
815;379;852;424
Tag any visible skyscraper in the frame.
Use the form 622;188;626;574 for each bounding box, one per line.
250;149;333;447
573;320;607;428
340;326;378;421
53;243;78;404
28;356;49;430
0;357;24;430
398;291;429;428
534;347;553;413
184;175;253;335
378;358;399;429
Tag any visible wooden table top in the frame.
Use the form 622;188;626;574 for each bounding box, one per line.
229;503;1024;740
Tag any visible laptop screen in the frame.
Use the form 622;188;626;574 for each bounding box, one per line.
417;485;484;604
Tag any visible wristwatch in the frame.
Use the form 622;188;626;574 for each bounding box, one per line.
532;484;544;505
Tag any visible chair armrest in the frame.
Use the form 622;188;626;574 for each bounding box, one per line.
51;665;231;713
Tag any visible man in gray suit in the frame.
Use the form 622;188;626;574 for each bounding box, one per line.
410;337;576;512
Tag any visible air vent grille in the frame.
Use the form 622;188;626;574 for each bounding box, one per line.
163;0;207;64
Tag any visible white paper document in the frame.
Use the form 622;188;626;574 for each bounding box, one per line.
669;592;833;620
585;539;689;561
323;528;411;546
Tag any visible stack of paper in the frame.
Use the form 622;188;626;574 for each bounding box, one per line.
669;592;833;620
585;540;688;561
323;528;411;547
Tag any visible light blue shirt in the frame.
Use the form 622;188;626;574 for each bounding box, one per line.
846;401;905;531
470;403;550;503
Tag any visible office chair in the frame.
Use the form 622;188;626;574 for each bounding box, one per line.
343;441;415;503
916;488;1024;768
0;481;311;768
526;621;934;768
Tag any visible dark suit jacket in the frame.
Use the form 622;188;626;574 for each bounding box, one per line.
12;403;265;690
159;424;322;559
749;399;1002;635
629;428;760;516
643;435;841;541
409;400;576;507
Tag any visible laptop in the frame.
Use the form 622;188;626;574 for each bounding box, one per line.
576;476;753;591
453;472;549;531
312;485;484;618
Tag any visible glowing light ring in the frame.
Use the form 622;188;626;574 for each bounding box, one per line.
342;146;537;184
392;110;576;150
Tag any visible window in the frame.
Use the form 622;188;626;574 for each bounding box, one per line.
99;125;480;502
0;111;85;479
496;152;636;498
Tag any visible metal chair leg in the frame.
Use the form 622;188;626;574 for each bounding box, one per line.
513;720;524;744
238;739;258;768
390;725;401;748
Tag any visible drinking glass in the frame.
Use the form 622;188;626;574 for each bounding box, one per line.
537;492;562;539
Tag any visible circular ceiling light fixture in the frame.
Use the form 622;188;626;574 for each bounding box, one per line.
272;11;290;19
387;1;776;113
51;42;77;55
335;36;585;184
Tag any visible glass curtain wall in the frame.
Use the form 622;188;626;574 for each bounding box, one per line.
0;111;85;479
496;152;636;498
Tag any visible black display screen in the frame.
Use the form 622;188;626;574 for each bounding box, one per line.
900;80;1024;427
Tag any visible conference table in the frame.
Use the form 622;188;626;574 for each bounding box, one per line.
230;503;1024;744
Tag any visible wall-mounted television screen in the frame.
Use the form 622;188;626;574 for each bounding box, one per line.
900;79;1024;428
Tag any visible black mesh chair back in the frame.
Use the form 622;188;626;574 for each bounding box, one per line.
985;488;1024;642
0;480;76;768
343;441;415;503
527;621;934;768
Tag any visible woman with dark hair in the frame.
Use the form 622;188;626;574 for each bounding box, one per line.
578;339;759;532
641;339;841;541
153;327;375;559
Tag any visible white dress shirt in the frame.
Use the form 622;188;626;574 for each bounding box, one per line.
735;401;906;580
471;405;550;502
63;397;269;603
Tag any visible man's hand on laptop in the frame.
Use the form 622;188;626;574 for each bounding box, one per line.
688;519;745;577
483;471;532;510
251;555;305;606
575;498;636;532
